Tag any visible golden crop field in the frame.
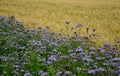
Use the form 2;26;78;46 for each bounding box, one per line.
0;0;120;46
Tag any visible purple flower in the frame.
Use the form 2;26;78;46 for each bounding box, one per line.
0;16;6;20
82;57;93;62
95;67;105;72
104;43;111;47
111;58;120;62
76;67;82;72
47;61;52;65
50;42;58;46
88;70;96;74
90;52;95;55
16;21;22;25
119;73;120;76
60;56;69;60
38;71;49;76
95;57;104;60
89;47;96;51
103;63;109;66
48;55;57;61
98;48;105;53
75;47;83;53
52;49;58;52
77;23;82;27
24;72;31;76
64;71;72;76
41;46;46;50
0;56;7;61
111;62;119;67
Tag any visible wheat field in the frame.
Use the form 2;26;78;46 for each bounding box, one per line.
0;0;120;46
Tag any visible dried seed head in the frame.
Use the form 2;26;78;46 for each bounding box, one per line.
65;21;70;25
86;27;89;33
93;28;96;32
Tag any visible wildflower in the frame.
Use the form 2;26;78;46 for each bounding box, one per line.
50;42;58;46
60;56;69;60
48;55;57;61
82;57;93;62
77;23;82;27
56;71;62;75
13;71;19;76
22;61;29;65
24;72;32;76
70;53;76;57
104;43;111;47
20;69;25;73
88;70;96;75
13;64;20;69
47;61;52;65
41;46;46;51
111;62;119;67
95;57;104;60
16;21;22;25
0;56;7;61
93;32;96;36
119;73;120;76
76;67;82;72
90;52;95;55
0;16;6;20
64;71;72;76
95;67;105;72
103;63;109;66
93;64;98;68
98;48;105;53
111;58;120;62
38;71;49;76
52;49;58;52
75;47;83;53
72;59;77;62
38;70;43;74
37;41;42;46
89;47;96;51
41;72;49;76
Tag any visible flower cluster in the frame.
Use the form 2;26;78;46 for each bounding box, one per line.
0;16;120;76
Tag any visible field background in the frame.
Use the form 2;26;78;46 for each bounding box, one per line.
0;0;120;46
